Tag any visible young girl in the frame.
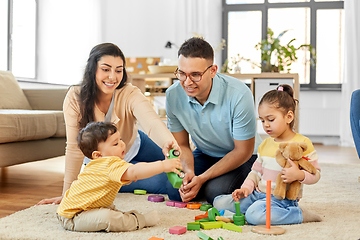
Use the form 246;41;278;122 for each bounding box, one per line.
213;84;321;225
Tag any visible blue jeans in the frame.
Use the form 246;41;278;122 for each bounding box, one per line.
166;148;257;204
213;190;303;225
119;130;168;194
350;89;360;158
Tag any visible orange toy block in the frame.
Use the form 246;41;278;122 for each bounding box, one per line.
148;237;164;240
187;202;202;209
195;214;208;221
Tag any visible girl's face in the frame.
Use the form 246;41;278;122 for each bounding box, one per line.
258;102;295;142
95;55;124;96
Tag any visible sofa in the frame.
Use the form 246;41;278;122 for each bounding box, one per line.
0;70;67;168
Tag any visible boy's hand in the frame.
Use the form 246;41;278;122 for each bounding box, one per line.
162;158;183;175
232;188;249;202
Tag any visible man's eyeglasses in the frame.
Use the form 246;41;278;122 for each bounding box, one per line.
174;65;213;82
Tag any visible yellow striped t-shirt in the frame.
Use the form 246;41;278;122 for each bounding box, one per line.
57;156;132;218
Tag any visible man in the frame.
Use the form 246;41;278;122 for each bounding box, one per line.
165;37;262;204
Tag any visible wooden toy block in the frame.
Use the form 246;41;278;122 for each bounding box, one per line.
195;214;208;221
218;209;225;216
169;226;187;235
148;195;165;202
217;237;224;240
200;221;223;229
222;222;243;232
208;207;220;221
134;189;147;195
216;216;234;223
195;217;210;222
148;237;164;240
197;231;214;240
166;200;176;206
187;221;201;230
174;201;187;208
200;204;212;211
187;202;202;209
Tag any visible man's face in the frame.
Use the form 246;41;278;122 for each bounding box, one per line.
177;55;216;105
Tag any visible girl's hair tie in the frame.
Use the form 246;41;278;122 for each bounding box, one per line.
277;86;283;91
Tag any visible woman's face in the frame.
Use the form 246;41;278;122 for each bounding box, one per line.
95;55;124;96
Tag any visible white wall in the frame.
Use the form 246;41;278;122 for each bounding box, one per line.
37;0;102;85
33;0;342;143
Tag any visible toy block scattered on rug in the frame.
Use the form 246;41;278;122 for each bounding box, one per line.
195;217;210;222
222;222;243;232
169;226;187;235
148;237;164;240
134;189;147;195
174;201;187;208
187;202;202;209
187;221;201;230
233;201;245;225
195;213;208;221
200;221;224;229
200;204;212;211
197;231;214;240
208;207;220;221
147;195;165;202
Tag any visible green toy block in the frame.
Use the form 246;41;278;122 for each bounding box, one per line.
187;222;200;230
208;207;220;221
200;204;212;211
195;217;210;222
233;201;245;226
197;231;214;240
200;221;223;229
222;222;242;232
167;149;184;189
217;237;224;240
133;189;147;195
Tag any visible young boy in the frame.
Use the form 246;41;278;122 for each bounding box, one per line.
56;122;182;232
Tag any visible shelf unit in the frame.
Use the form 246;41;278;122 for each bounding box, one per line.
129;72;299;132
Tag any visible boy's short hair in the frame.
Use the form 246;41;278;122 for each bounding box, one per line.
77;122;117;159
178;37;214;61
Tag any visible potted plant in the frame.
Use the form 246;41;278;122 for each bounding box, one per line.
256;28;316;73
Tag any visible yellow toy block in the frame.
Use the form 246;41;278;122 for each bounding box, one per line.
222;222;242;232
200;221;223;229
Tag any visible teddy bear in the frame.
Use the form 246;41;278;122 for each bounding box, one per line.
273;141;317;200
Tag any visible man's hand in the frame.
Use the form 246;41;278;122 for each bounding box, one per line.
281;159;305;183
36;196;62;205
232;188;249;202
179;172;205;202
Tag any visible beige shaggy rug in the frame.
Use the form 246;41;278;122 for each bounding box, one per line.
1;163;360;240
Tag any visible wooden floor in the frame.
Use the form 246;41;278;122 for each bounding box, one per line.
0;145;359;219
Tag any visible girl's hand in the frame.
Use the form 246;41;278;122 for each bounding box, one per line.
232;188;249;201
281;159;305;182
162;158;183;175
162;141;180;158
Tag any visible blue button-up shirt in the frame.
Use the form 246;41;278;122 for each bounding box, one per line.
166;73;261;158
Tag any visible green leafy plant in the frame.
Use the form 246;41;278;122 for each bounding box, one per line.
221;53;260;74
256;28;316;73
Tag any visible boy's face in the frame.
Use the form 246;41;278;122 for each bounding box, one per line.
95;131;126;159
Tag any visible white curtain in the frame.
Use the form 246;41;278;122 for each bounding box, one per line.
340;0;360;147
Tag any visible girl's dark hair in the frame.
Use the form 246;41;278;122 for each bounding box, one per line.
259;84;298;130
77;122;117;159
78;43;128;129
178;37;214;61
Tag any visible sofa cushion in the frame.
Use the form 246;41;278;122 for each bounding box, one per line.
0;71;32;110
0;109;66;144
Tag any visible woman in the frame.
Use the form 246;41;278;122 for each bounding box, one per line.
37;43;179;205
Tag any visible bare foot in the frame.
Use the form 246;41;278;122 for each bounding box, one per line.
143;210;160;227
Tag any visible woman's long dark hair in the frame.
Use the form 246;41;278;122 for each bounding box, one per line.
78;43;128;129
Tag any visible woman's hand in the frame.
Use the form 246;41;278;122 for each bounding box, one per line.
162;140;181;158
36;196;62;206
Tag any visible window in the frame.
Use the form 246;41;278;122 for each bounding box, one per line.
222;0;344;90
0;0;37;79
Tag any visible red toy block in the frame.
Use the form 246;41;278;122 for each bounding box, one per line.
169;226;187;235
195;214;208;221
